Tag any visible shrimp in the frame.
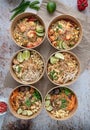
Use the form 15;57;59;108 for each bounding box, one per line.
28;21;36;30
48;29;54;36
49;35;56;42
27;30;36;42
18;24;26;32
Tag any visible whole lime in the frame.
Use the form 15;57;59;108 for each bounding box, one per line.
47;1;56;13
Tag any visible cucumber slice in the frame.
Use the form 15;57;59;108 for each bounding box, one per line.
22;110;27;116
55;52;64;60
46;106;53;111
50;56;59;64
36;32;45;37
17;108;22;114
62;42;69;49
36;25;44;33
45;100;50;107
27;110;33;116
58;40;63;49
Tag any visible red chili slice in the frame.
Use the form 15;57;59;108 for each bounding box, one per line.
27;16;37;22
0;102;7;113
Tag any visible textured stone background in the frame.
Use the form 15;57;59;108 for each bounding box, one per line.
0;0;90;130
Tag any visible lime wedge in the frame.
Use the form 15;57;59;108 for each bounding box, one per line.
17;52;24;63
50;56;59;64
55;52;64;60
23;50;30;60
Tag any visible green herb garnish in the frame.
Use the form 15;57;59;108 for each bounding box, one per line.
64;88;71;96
25;99;31;107
58;24;62;29
60;98;67;109
33;90;41;100
49;70;58;80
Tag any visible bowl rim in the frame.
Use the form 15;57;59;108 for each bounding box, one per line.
10;12;46;49
47;14;83;51
8;84;43;120
46;50;81;86
10;48;46;85
44;86;78;120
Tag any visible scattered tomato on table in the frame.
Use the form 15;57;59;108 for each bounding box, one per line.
77;0;88;11
0;102;7;114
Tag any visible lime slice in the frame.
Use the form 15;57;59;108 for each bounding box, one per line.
17;52;24;63
55;52;64;60
23;50;30;60
50;56;59;64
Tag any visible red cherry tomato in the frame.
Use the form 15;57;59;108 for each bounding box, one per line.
0;102;7;113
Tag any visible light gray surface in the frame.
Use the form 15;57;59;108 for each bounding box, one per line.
0;0;90;130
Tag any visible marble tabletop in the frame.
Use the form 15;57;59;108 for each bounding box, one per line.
0;0;90;130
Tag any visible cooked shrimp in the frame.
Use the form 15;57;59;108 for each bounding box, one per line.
18;24;26;32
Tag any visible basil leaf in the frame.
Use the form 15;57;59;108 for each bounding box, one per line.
33;90;41;100
25;99;31;107
64;88;71;96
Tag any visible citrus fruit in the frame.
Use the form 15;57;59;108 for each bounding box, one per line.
55;53;64;60
50;56;59;64
23;50;30;60
47;1;56;13
17;52;24;62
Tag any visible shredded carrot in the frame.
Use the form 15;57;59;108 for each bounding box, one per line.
67;95;76;111
11;90;19;99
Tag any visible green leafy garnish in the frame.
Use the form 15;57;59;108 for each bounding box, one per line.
61;98;67;103
64;88;71;96
58;24;62;29
33;90;41;100
49;70;58;80
15;65;21;73
25;99;31;107
60;98;67;109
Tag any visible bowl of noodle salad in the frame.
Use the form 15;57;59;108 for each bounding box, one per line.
46;51;80;86
11;12;46;49
47;15;82;51
10;49;45;84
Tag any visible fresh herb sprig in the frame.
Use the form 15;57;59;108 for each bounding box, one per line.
25;98;31;107
10;0;40;21
33;90;41;100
